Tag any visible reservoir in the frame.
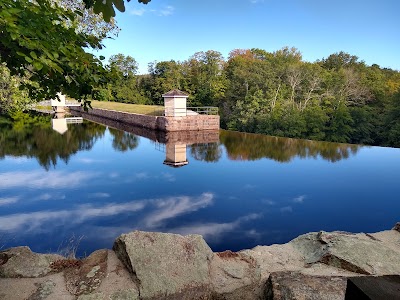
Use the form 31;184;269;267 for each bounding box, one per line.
0;113;399;257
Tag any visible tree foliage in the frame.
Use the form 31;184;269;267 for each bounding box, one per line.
100;48;400;147
82;0;151;22
0;0;106;103
56;0;120;39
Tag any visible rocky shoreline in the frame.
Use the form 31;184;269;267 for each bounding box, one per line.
1;223;399;300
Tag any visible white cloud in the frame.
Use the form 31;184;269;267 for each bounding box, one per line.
130;8;146;16
37;193;53;201
249;0;264;3
75;201;146;222
88;193;111;199
144;193;214;228
262;199;275;205
170;213;261;239
76;158;106;164
0;171;99;189
161;172;175;182
34;193;66;201
243;184;257;190
0;200;146;232
158;5;174;16
0;193;214;233
293;195;307;203
134;172;150;180
280;206;293;213
128;172;175;183
0;197;19;206
131;5;175;17
109;172;119;179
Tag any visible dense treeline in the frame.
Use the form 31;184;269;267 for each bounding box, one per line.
99;48;400;148
1;46;399;147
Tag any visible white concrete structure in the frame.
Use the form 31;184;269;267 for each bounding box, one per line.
162;90;189;117
50;93;66;113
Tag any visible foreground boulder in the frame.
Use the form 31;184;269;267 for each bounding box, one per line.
113;231;214;299
64;249;108;296
265;271;347;300
0;246;63;278
1;223;400;299
290;230;400;275
210;250;262;299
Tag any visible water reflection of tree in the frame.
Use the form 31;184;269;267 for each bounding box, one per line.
220;130;360;163
108;128;139;152
189;143;222;163
0;113;106;169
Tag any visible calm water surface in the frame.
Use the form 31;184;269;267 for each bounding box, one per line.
0;113;399;257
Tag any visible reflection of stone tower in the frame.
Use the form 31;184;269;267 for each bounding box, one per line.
162;89;189;117
51;113;83;135
51;114;68;135
163;143;188;167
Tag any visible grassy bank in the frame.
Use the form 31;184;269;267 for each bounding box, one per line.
90;101;163;115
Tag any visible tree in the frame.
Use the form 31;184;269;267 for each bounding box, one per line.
186;50;227;106
321;51;361;70
0;63;34;115
0;0;119;105
148;60;187;104
83;0;151;22
109;54;138;77
56;0;120;39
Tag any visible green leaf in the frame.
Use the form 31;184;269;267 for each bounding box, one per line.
30;51;37;59
33;61;43;70
113;0;125;12
25;56;33;63
93;0;103;14
99;55;105;60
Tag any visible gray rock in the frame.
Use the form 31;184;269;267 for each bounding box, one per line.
113;231;213;299
76;292;106;300
291;231;400;275
210;250;262;300
241;243;305;281
110;289;140;300
64;249;108;296
392;222;400;232
27;280;56;300
265;271;347;300
94;250;140;300
0;246;63;278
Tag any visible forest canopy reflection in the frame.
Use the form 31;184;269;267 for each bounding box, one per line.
219;130;360;163
0;113;361;169
0;113;107;169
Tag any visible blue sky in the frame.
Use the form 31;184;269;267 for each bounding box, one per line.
94;0;400;74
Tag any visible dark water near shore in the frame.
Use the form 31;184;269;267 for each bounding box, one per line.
0;113;399;257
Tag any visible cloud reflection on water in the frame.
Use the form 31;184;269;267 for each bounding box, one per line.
0;193;214;233
169;213;262;239
0;192;262;248
0;197;19;206
0;171;100;189
143;193;214;228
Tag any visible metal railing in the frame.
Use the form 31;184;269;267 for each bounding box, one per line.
163;106;219;116
187;107;219;115
65;117;83;124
